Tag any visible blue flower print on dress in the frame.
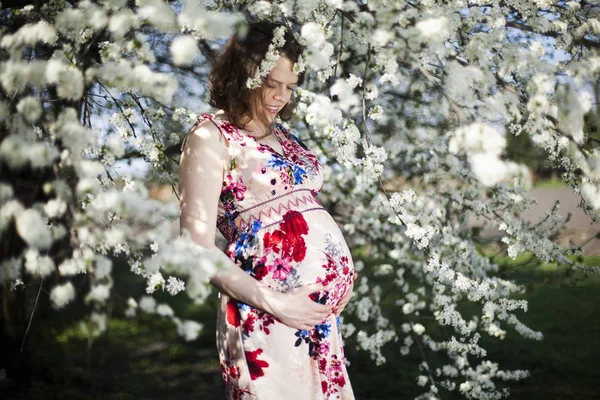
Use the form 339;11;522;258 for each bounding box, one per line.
234;220;262;257
292;164;307;184
316;320;331;339
294;329;310;347
266;156;288;169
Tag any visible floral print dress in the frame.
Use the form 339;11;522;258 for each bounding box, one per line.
195;114;355;399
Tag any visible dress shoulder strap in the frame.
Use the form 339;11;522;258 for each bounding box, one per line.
181;113;237;153
275;122;309;150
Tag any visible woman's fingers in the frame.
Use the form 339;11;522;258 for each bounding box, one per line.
333;283;354;316
285;280;363;329
301;282;329;294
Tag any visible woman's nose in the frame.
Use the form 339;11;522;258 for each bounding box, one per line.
273;86;287;101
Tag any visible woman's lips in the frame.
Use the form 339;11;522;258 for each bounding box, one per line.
266;105;279;114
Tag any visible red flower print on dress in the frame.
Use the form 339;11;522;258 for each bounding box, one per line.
224;175;246;201
280;210;309;237
256;312;276;335
253;264;268;280
328;355;346;387
279;211;309;262
289;238;306;262
318;341;330;356
263;230;284;253
220;120;245;141
319;358;327;372
269;257;293;281
243;312;256;334
226;299;241;327
245;348;269;380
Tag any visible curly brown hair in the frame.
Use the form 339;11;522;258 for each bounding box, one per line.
209;21;305;132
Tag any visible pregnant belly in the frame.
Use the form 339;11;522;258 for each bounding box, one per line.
294;209;355;307
231;207;355;307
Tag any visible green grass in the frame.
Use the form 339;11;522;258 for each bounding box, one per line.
21;303;224;400
532;178;566;189
2;255;600;399
479;256;600;399
346;255;600;399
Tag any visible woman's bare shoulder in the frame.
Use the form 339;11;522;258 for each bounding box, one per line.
182;115;229;155
188;116;222;140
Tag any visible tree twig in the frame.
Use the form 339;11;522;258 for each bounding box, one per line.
20;278;43;352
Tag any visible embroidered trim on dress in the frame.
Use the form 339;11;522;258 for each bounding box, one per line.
234;188;324;233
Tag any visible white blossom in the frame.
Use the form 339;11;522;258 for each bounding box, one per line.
89;312;107;335
1;21;57;49
170;35;199;66
94;255;113;280
415;17;450;43
176;319;203;341
156;303;175;317
413;323;426;335
50;282;75;309
581;183;600;210
108;9;139;37
85;284;111;304
346;74;362;89
16;96;42;123
330;78;360;112
301;22;334;70
0;257;22;281
177;9;240;40
247;26;286;89
146;271;165;294
16;209;53;250
124;297;138;317
24;250;55;277
247;1;273;19
0;200;23;233
0;135;59;170
139;295;157;313
136;0;176;31
58;257;87;276
166;276;186;295
403;303;415;314
10;278;24;291
44;198;67;218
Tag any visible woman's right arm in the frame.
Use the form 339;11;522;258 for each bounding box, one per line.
179;121;331;331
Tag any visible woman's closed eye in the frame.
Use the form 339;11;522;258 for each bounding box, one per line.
264;78;296;92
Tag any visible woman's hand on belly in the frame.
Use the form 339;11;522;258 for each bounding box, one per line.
269;283;333;331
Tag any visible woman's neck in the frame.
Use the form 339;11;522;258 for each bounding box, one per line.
244;119;272;140
215;110;272;140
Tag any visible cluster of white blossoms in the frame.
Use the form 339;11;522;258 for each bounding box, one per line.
448;123;525;187
170;35;199;66
246;25;286;89
2;0;600;398
300;22;335;72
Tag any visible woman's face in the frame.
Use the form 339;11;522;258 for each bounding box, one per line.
255;56;298;124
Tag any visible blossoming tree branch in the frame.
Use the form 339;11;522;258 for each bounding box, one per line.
1;0;599;398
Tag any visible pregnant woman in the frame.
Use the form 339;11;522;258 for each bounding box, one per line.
179;21;356;399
